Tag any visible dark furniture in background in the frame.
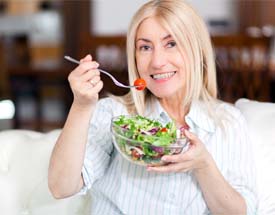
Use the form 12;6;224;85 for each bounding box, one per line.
8;63;71;131
239;1;275;31
1;1;129;131
212;35;273;103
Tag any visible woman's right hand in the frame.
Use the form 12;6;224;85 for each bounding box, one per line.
68;54;103;108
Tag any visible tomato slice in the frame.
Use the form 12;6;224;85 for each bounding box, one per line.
160;127;168;132
131;149;142;159
134;78;146;90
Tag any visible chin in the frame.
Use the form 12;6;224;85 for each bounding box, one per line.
150;89;175;99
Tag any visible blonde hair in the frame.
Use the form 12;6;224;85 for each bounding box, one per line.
123;0;218;116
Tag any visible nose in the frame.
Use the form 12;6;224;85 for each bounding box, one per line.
151;47;167;69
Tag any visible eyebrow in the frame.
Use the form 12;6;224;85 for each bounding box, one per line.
135;34;172;43
162;34;172;40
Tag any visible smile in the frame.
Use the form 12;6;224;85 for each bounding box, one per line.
151;71;176;80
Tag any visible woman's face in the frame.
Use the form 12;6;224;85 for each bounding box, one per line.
135;17;186;99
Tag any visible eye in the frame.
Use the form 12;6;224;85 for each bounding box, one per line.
139;45;152;51
167;41;176;48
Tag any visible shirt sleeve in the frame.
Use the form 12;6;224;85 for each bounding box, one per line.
224;110;258;214
78;98;114;195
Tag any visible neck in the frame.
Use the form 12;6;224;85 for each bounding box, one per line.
159;96;189;127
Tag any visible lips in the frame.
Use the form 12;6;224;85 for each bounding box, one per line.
150;71;176;80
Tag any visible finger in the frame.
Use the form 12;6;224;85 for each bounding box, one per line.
147;162;192;173
161;153;191;163
80;69;100;82
75;61;99;76
87;80;103;93
147;163;176;173
89;75;101;87
69;69;99;91
183;129;200;145
80;54;92;63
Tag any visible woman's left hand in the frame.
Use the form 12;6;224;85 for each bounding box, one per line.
147;129;213;174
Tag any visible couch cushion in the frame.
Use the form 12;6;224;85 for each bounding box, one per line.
235;98;275;214
0;129;91;215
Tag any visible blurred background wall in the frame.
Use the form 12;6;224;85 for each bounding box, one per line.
0;0;274;131
91;0;238;35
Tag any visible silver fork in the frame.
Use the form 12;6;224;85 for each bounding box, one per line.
64;56;136;89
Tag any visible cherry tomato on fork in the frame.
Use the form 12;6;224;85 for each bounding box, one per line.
160;127;168;132
134;78;146;90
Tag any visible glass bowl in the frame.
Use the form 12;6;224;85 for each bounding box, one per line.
111;115;189;166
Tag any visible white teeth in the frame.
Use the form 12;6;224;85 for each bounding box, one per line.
152;72;175;80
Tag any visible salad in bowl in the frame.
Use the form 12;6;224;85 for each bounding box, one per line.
111;115;189;166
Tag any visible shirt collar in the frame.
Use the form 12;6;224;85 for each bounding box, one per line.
146;99;216;133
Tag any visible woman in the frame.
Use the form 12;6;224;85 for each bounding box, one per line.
48;0;257;214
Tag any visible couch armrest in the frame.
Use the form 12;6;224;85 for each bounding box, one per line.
235;98;275;214
0;129;91;215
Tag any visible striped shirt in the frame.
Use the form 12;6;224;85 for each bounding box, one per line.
78;97;258;214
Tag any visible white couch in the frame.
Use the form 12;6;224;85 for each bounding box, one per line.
0;130;91;215
0;98;274;215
